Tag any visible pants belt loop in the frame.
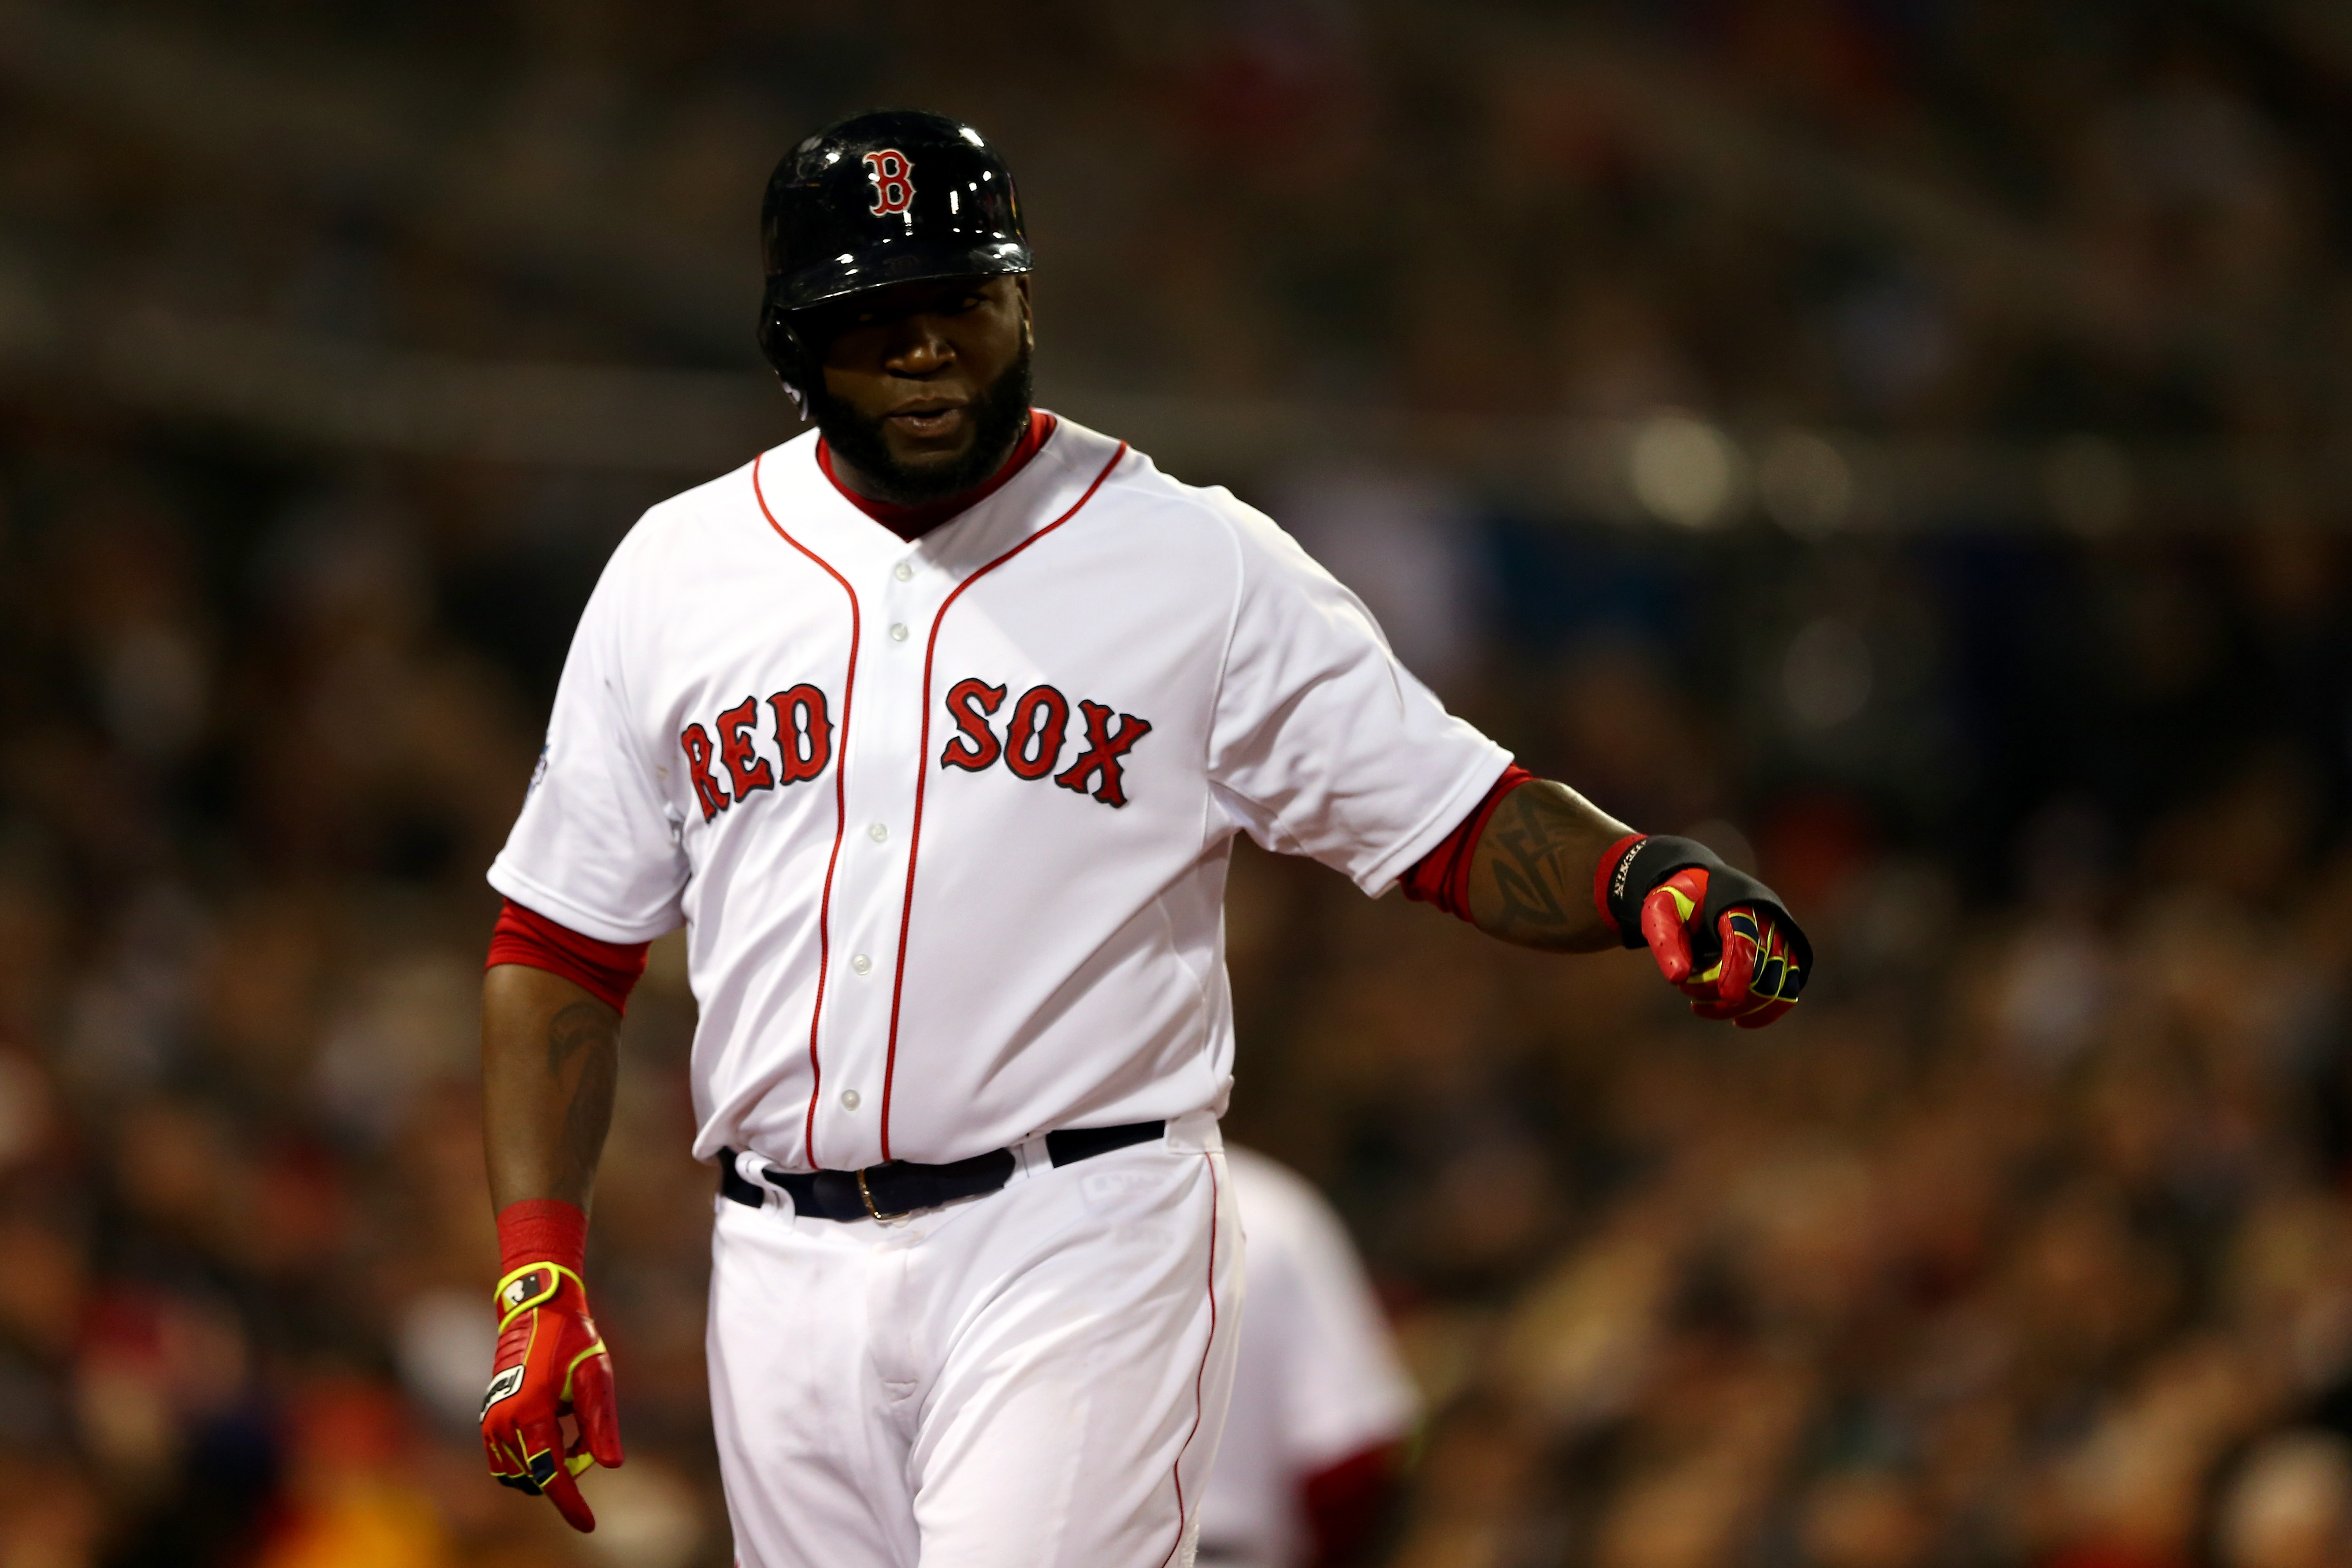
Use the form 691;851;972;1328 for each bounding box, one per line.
1010;1130;1050;1183
1161;1109;1222;1154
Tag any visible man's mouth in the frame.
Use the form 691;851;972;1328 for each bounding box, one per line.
884;398;969;440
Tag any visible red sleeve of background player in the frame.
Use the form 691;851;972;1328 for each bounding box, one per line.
485;898;651;1015
1302;1441;1404;1568
1398;764;1537;922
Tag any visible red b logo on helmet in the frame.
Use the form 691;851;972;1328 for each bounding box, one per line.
864;149;915;216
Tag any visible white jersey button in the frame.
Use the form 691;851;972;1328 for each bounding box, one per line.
868;822;888;843
840;1089;861;1110
850;953;872;975
889;623;909;642
893;561;913;581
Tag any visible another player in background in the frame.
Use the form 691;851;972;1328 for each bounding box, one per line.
1200;1146;1417;1568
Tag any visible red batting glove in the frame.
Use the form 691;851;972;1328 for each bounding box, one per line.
1638;867;1806;1029
1597;834;1811;1029
481;1204;622;1532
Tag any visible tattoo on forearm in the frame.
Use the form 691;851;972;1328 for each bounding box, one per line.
544;1000;605;1075
1484;788;1586;941
545;1001;618;1189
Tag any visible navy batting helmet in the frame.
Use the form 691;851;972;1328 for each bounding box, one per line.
756;110;1032;398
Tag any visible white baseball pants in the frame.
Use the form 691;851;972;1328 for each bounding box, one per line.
705;1112;1241;1568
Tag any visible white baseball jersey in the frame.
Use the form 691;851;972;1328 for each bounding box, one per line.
490;414;1509;1173
1200;1147;1418;1568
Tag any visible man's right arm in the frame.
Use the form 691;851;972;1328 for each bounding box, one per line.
474;537;674;1531
476;958;627;1533
481;962;620;1212
475;901;646;1532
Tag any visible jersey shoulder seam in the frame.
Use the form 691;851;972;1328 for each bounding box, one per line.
1202;489;1251;757
580;453;767;794
1199;491;1279;830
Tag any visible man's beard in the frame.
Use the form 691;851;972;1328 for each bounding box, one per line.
805;340;1034;509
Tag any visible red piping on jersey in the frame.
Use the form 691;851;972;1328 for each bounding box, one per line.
878;441;1128;1159
751;449;862;1170
1161;1151;1222;1568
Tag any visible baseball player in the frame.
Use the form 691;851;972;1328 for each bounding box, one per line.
472;109;1808;1568
1197;1146;1418;1568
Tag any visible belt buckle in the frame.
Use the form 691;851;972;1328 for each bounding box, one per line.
855;1165;912;1225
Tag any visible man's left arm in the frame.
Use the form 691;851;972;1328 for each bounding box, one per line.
1452;777;1813;1028
1199;501;1810;1023
1454;777;1628;952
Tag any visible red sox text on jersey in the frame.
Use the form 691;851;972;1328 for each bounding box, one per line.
679;679;1151;822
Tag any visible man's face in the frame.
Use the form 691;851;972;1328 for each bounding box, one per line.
800;274;1033;505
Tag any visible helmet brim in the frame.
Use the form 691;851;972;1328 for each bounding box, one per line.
770;238;1032;313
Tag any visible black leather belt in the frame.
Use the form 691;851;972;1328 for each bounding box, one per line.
718;1120;1166;1222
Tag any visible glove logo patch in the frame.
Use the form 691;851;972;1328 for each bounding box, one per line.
481;1363;525;1419
502;1270;548;1312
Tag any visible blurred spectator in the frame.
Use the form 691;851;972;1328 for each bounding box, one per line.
2216;1431;2352;1568
1269;466;1485;700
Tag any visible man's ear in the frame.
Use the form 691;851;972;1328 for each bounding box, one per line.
1015;274;1033;343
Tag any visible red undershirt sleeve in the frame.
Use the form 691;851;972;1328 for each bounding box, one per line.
1397;763;1537;922
485;897;652;1016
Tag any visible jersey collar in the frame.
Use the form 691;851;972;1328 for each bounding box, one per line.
814;410;1059;542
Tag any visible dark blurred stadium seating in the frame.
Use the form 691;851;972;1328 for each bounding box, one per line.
0;4;2347;1565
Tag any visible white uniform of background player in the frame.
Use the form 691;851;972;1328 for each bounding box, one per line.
1200;1147;1419;1568
490;416;1509;1567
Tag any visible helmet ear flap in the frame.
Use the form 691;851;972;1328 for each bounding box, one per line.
756;291;814;417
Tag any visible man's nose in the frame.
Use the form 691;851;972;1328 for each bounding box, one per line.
882;318;954;373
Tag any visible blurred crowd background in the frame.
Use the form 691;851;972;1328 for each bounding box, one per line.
2;2;2351;1565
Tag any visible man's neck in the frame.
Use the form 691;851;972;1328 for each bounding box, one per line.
817;411;1057;542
